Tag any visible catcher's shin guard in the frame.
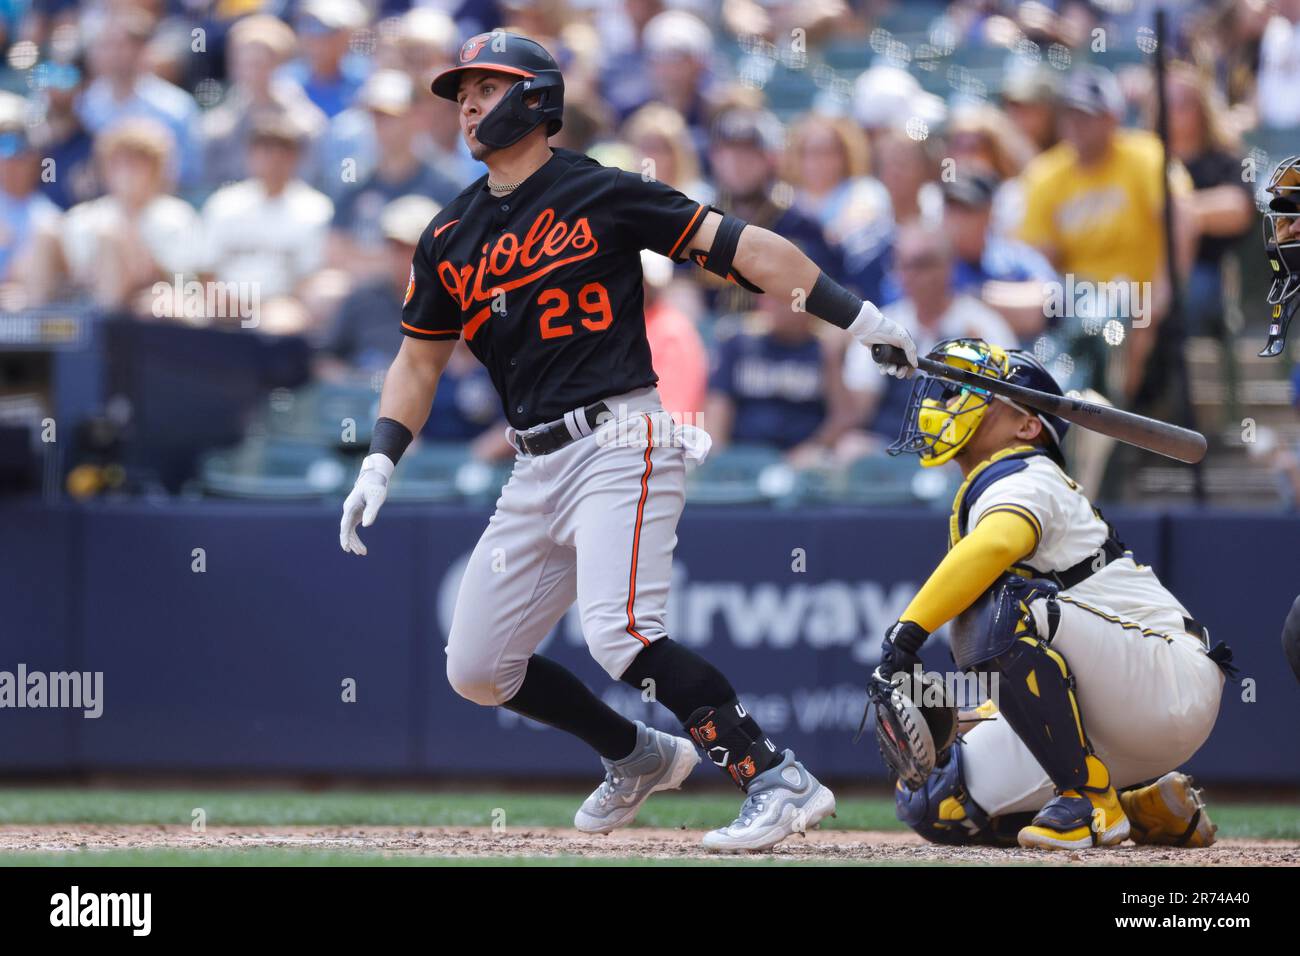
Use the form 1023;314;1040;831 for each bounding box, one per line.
685;700;779;790
976;588;1131;849
977;585;1093;791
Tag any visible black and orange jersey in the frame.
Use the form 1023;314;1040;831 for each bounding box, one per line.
401;147;713;429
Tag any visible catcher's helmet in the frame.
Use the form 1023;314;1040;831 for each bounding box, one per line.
888;338;1070;468
1260;155;1300;357
430;31;563;150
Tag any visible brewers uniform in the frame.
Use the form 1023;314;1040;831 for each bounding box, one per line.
876;338;1228;849
948;447;1225;819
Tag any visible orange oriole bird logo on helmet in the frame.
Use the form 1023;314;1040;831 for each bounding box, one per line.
460;33;491;63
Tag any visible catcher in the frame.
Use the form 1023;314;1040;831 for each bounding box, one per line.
868;338;1231;850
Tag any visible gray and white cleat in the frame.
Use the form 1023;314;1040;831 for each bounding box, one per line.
702;749;837;853
574;721;701;834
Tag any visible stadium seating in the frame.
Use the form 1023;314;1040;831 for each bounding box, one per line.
685;444;788;505
261;380;381;449
198;437;349;499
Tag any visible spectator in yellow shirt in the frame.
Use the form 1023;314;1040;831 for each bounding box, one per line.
1018;65;1195;406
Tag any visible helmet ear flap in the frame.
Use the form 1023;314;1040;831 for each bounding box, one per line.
473;71;564;149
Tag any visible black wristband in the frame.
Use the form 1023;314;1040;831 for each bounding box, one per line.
806;271;863;330
369;417;413;465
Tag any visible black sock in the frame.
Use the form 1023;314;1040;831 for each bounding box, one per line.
504;655;639;760
620;637;737;724
622;639;782;786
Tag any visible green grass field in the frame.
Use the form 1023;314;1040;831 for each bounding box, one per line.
0;788;1295;866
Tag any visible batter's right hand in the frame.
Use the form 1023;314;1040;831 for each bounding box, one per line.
339;453;395;556
847;301;918;378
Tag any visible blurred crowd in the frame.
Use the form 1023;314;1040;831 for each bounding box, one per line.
0;0;1294;489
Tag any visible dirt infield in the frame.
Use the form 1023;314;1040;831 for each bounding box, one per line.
2;824;1297;864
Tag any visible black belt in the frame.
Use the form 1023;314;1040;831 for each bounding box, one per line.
1184;616;1210;649
513;402;610;457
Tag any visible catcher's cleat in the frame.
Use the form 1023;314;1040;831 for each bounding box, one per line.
701;749;836;853
1018;755;1130;850
1120;772;1217;847
574;721;700;835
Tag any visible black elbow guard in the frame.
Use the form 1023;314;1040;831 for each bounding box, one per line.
688;213;765;293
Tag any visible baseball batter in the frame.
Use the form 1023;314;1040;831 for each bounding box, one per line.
872;338;1230;850
338;31;918;851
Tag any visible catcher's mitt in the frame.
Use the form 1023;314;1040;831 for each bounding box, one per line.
864;666;958;790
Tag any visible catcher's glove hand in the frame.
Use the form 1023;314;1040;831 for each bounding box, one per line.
862;665;958;791
878;619;928;681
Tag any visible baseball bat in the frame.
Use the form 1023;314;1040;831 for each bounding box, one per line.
871;345;1208;464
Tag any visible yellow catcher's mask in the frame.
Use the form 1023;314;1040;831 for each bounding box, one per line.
890;339;1014;467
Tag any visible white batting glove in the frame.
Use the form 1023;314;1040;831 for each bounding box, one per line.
339;453;394;556
847;301;918;379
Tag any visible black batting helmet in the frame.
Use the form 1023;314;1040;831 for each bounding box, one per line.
430;31;563;149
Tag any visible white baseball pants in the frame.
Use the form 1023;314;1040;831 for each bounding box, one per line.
963;593;1226;816
445;387;686;706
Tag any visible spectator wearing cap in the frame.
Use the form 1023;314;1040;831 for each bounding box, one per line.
620;102;712;205
77;8;201;189
782;112;890;246
283;0;370;119
707;105;843;317
705;292;856;465
851;65;944;141
200;14;328;193
392;8;481;188
318;194;442;376
1153;63;1256;338
842;222;1016;442
320;8;480;201
30;118;200;312
837;127;944;310
0;94;60;295
32;60;99;210
1018;64;1194;405
946;102;1035;238
628;11;717;162
199;113;333;303
1001;65;1060;153
326;70;461;281
942;171;1056;342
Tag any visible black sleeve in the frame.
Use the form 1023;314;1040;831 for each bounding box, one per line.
612;170;716;261
400;229;461;341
